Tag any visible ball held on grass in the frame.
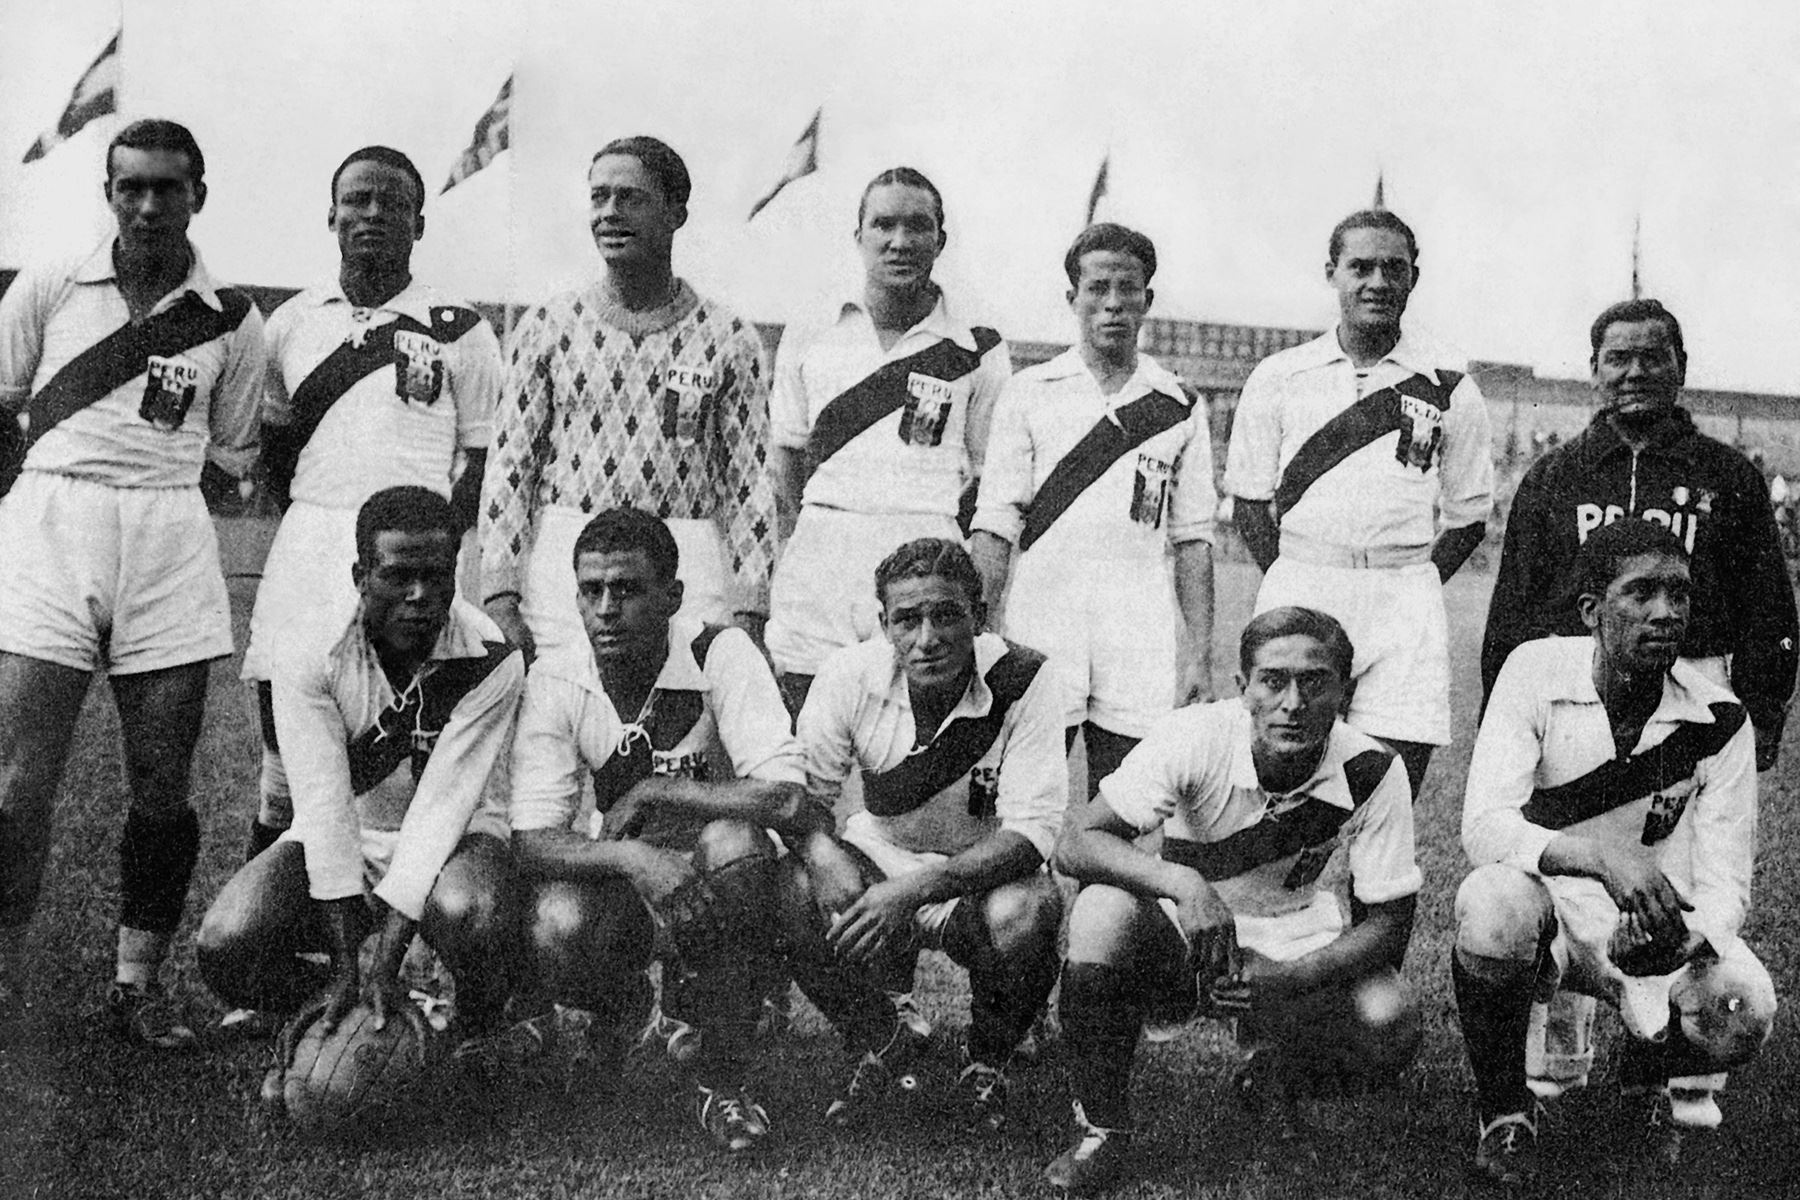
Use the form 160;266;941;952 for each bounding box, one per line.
283;1002;429;1139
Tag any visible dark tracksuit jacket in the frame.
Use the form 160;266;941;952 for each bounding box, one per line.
1481;407;1798;736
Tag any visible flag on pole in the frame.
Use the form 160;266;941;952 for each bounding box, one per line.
1085;154;1110;225
748;108;821;222
1372;171;1386;210
1630;214;1643;299
22;31;120;164
441;75;512;195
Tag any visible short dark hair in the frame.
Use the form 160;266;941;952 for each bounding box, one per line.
874;537;982;609
106;119;205;188
571;507;680;580
355;486;459;564
330;145;425;215
1327;209;1418;265
1589;298;1686;372
591;136;691;207
1064;222;1157;286
1575;518;1690;602
856;166;945;231
1239;606;1356;682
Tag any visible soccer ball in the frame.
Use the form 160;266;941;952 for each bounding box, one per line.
282;1003;429;1139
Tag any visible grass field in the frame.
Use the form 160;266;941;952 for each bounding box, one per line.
2;529;1797;1200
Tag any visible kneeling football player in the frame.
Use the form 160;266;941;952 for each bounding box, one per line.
506;507;825;1155
782;537;1067;1133
198;486;525;1099
1047;606;1422;1195
1455;519;1776;1187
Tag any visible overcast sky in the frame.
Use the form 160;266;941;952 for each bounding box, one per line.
4;0;1797;392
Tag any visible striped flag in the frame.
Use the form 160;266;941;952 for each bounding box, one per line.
748;108;821;222
22;31;120;164
1085;154;1109;225
441;75;512;195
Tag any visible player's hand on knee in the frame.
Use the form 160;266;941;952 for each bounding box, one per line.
1173;873;1239;985
828;877;920;966
796;832;868;918
602;784;658;842
1599;857;1693;949
628;843;701;912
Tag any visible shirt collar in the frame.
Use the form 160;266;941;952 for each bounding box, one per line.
1536;636;1727;726
74;237;227;311
868;630;1009;723
332;599;492;676
1290;324;1451;385
1037;346;1190;406
835;288;986;354
1225;705;1359;812
308;278;440;325
545;615;715;699
1576;407;1701;462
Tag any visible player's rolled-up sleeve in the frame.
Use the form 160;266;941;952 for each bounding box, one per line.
207;302;267;478
1462;653;1558;873
375;651;525;919
961;337;1013;479
1222;360;1283;502
480;305;553;600
992;664;1071;862
1345;756;1424;904
258;301;296;429
768;322;815;451
1685;722;1758;947
1435;374;1494;529
714;327;779;614
452;315;502;451
276;652;368;904
1096;708;1192;835
969;375;1037;544
1166;401;1219;546
0;264;54;411
796;648;863;808
707;628;806;783
509;666;617;834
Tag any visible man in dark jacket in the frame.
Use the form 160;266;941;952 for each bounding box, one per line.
1482;298;1795;773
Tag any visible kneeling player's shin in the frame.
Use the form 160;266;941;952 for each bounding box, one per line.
1451;949;1538;1121
1059;961;1148;1130
949;898;1059;1065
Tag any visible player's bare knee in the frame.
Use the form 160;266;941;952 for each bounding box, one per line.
692;817;770;872
1065;883;1155;964
1454;864;1551;963
982;874;1062;960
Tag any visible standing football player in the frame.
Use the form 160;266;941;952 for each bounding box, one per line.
1454;519;1774;1185
766;167;1011;713
972;222;1215;797
1224;208;1493;799
241;145;499;859
480;136;778;665
198;487;524;1095
0;120;265;1045
783;538;1066;1133
507;506;825;1155
1046;608;1420;1195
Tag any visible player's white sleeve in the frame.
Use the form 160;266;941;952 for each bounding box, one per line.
452;314;502;451
768;320;814;450
796;646;862;807
1344;754;1424;904
1684;720;1758;947
1436;373;1495;529
0;262;55;411
207;301;267;478
1222;358;1284;502
259;298;297;429
276;649;368;904
1166;401;1219;546
1462;650;1558;873
991;659;1070;862
375;651;524;919
961;336;1013;479
705;626;806;783
968;373;1036;543
509;663;622;834
1096;707;1195;835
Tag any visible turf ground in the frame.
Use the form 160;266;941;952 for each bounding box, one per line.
2;529;1797;1200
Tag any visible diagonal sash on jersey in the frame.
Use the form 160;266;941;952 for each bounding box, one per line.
1017;389;1190;553
1161;748;1391;882
589;624;728;811
26;288;254;447
860;643;1045;819
1518;701;1746;831
1271;370;1462;518
264;305;482;498
346;639;514;795
806;327;1001;469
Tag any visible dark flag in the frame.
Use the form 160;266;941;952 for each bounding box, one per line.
1372;171;1386;210
748;108;821;221
22;31;120;164
1085;154;1110;225
1631;214;1643;299
441;75;512;194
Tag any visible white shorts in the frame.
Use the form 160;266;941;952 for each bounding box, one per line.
522;506;733;663
0;472;232;674
768;507;960;677
242;501;360;682
1156;889;1346;963
841;815;964;942
1255;557;1449;745
1006;547;1179;737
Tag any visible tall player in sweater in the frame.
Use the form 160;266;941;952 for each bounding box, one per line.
242;146;500;859
480;136;779;665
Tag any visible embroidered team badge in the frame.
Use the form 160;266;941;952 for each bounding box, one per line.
967;766;999;817
899;372;956;447
1641;776;1699;846
1393;394;1444;471
1130;452;1173;529
653;748;710;781
661;365;717;446
392;330;445;405
1282;839;1337;891
139;354;199;431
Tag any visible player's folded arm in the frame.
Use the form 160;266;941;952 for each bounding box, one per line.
1684;722;1759;944
1460;655;1560;872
